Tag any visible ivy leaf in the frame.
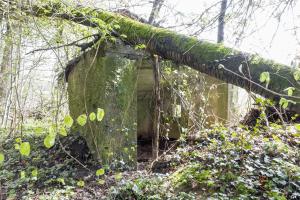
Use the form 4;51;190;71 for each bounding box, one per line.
279;98;296;109
20;171;26;179
64;115;74;128
77;180;85;187
59;126;67;137
89;112;96;121
279;98;289;109
0;153;4;164
259;72;270;87
96;168;105;176
97;108;105;122
294;70;300;81
77;114;87;126
20;142;31;156
32;169;38;177
44;134;55;149
284;87;295;96
98;179;105;185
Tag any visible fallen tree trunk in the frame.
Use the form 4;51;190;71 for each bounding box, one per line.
4;1;300;112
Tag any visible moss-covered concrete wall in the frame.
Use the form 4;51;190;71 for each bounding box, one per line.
67;45;138;167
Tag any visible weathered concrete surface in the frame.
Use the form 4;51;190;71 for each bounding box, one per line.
67;44;138;167
203;74;229;124
137;60;155;140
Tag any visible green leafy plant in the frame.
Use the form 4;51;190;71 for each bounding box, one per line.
31;169;38;179
20;171;26;179
77;114;87;126
20;142;31;156
44;134;56;149
89;112;96;121
96;168;105;176
260;71;270;87
279;98;296;109
64;115;74;128
284;87;295;96
0;153;4;164
77;180;85;187
97;108;105;121
293;69;300;81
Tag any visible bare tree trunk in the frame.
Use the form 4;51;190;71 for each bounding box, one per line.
217;0;227;43
0;22;11;98
149;0;164;159
10;22;23;135
0;22;13;128
152;55;161;159
217;0;232;122
148;0;164;25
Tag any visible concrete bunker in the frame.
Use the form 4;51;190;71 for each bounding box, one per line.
65;41;235;166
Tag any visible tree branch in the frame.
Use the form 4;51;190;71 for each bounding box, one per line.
26;34;101;54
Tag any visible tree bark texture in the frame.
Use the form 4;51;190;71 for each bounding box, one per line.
152;55;161;159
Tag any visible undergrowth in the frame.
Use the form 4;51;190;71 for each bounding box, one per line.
0;122;300;199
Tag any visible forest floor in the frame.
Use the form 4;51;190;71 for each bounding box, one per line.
0;122;300;199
